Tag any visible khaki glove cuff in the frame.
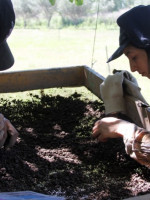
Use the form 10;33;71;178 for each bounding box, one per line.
124;79;148;104
100;73;126;114
104;96;126;114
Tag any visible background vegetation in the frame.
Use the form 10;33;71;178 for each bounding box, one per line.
12;0;150;29
7;0;150;103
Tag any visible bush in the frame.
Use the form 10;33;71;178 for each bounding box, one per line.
50;14;63;29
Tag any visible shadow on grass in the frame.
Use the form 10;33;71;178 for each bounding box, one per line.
0;92;149;200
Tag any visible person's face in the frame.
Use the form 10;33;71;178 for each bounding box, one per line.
123;45;150;78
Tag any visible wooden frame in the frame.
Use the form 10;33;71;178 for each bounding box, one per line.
0;65;149;129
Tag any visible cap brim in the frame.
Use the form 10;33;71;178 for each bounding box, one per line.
107;41;129;63
0;40;14;70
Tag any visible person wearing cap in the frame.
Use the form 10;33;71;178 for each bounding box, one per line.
0;0;18;150
0;0;15;70
92;5;150;168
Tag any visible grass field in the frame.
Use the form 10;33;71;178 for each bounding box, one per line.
6;28;150;103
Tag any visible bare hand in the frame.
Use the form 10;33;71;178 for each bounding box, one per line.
4;118;19;149
0;114;19;149
92;117;123;142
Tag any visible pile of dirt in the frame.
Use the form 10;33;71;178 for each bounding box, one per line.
0;91;150;200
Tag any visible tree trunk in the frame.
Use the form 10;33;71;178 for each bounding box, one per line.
47;16;52;28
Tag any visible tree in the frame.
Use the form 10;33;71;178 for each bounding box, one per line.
12;0;40;27
112;0;134;11
49;0;83;6
57;0;91;26
39;0;57;27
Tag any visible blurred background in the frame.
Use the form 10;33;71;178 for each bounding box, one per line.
7;0;150;102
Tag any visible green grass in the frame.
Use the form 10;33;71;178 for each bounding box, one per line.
0;87;100;104
6;28;150;103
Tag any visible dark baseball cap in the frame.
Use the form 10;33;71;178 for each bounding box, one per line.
107;5;150;63
0;0;15;70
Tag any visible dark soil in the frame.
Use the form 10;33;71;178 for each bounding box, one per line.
0;90;150;200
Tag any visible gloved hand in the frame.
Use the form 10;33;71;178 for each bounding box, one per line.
100;73;126;115
120;70;148;105
0;113;19;149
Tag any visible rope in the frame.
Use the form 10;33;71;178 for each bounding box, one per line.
91;0;100;68
90;0;100;101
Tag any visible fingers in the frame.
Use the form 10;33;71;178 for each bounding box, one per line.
92;118;112;142
5;119;19;136
92;120;101;139
98;136;108;142
4;118;19;148
92;129;108;143
92;120;107;142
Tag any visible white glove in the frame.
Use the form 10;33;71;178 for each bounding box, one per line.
100;73;126;115
121;70;148;105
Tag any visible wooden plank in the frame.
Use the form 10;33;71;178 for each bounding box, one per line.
83;66;105;98
0;66;84;93
125;96;145;128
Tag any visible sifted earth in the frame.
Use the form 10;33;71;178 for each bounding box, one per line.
0;90;150;200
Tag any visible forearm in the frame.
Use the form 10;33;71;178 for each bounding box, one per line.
110;119;150;167
92;117;150;167
123;128;150;168
115;120;142;138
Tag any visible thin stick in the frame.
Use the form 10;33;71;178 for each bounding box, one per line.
105;45;111;74
91;0;100;69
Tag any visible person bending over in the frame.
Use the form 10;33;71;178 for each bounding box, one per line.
0;0;18;149
92;5;150;168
